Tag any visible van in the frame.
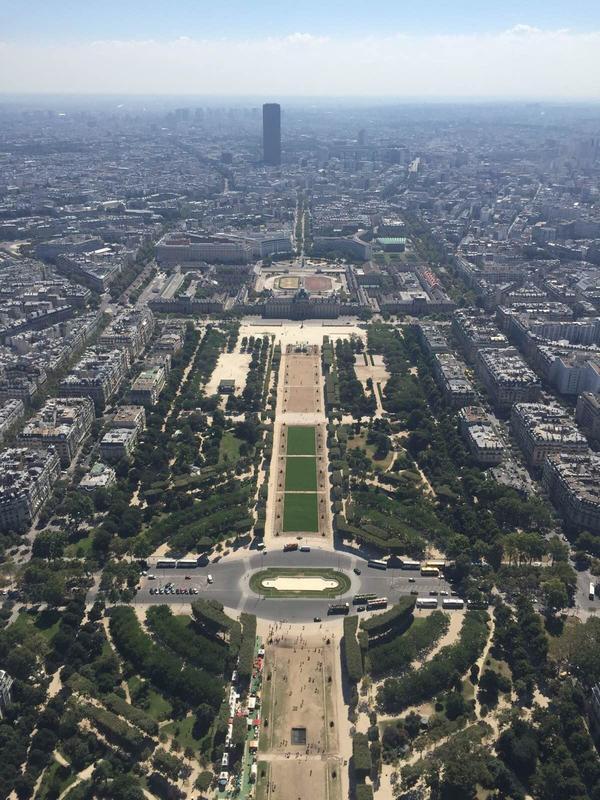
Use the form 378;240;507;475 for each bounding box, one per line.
256;542;265;550
207;575;213;584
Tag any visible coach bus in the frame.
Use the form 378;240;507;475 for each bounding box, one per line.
176;559;198;569
416;597;438;609
328;603;350;615
156;559;177;569
424;560;446;571
442;598;465;609
366;597;388;610
590;582;595;601
420;566;440;577
353;593;377;605
368;559;387;570
400;559;420;571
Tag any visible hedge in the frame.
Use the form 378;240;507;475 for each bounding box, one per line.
239;613;257;686
104;693;158;736
356;785;374;800
343;616;363;684
109;606;223;710
378;610;489;713
352;733;372;782
368;610;450;679
146;605;226;676
360;597;416;638
81;702;150;754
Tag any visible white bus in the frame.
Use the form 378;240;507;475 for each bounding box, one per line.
442;598;465;609
366;597;388;610
368;559;387;570
416;597;438;609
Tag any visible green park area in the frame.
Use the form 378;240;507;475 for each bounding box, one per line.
283;492;319;532
284;456;317;491
286;425;316;455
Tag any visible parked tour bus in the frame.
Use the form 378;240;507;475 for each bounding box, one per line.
353;593;377;605
400;559;420;571
420;566;440;577
416;597;438;609
442;598;465;609
368;559;387;570
328;603;350;615
366;597;388;610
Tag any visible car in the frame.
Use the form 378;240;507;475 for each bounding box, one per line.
149;588;155;595
313;617;321;622
440;590;449;596
353;567;361;575
148;574;156;580
356;606;366;612
185;575;191;580
429;590;438;596
176;589;181;594
207;575;213;584
158;588;164;594
300;546;311;552
408;577;416;583
410;590;418;595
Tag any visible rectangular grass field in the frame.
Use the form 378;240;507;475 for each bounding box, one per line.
283;492;319;532
285;457;317;491
286;425;316;456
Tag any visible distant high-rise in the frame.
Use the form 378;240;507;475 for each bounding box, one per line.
262;103;281;166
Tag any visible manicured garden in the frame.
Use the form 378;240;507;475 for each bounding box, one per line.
286;425;316;455
249;567;351;597
284;456;318;491
283;492;319;532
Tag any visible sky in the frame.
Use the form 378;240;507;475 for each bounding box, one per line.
1;0;600;98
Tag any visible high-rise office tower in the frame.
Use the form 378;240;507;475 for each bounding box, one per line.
262;103;281;166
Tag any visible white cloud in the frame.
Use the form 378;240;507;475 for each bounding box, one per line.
0;27;599;97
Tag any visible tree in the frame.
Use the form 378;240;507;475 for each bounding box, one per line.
32;530;67;559
541;579;568;614
547;536;570;564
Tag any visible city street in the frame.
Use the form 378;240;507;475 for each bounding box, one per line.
127;548;452;622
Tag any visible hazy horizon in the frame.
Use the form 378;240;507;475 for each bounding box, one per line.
1;1;600;99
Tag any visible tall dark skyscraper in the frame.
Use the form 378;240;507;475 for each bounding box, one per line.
262;103;281;166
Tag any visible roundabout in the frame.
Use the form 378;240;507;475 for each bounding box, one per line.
249;567;351;597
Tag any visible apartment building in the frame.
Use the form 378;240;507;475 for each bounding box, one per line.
128;365;166;406
576;392;600;440
476;347;541;412
458;406;505;465
100;428;139;462
59;348;127;410
0;399;25;443
511;403;587;469
543;451;600;534
20;396;95;467
0;448;61;531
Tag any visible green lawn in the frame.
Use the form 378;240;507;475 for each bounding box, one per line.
219;430;242;464
10;608;61;642
283;492;319;532
64;531;94;558
285;457;317;491
127;675;173;721
162;713;204;750
286;425;316;456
